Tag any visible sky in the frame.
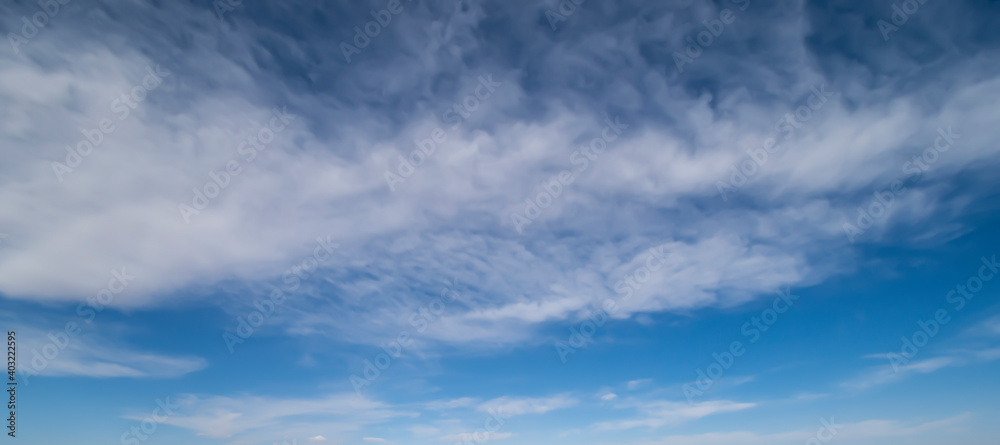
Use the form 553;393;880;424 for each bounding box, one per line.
1;0;1000;444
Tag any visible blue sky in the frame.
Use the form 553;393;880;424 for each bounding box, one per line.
2;0;1000;444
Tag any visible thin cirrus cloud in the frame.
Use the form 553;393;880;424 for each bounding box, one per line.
145;392;416;441
592;399;757;431
439;432;514;442
476;394;579;416
10;322;205;379
845;317;1000;389
630;413;972;445
0;0;998;355
2;0;1000;444
131;392;576;443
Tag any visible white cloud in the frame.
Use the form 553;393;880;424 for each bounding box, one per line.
146;392;415;441
593;399;756;430
425;397;479;411
629;413;971;445
14;323;205;380
847;346;1000;389
626;379;652;390
968;315;1000;336
440;432;514;442
2;0;999;354
408;425;440;437
477;394;578;417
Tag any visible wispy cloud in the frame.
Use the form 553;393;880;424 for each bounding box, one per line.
3;0;1000;443
14;324;205;380
476;394;578;416
150;392;415;442
2;0;998;356
626;378;653;390
593;399;756;430
628;413;971;445
439;432;514;442
847;347;1000;389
